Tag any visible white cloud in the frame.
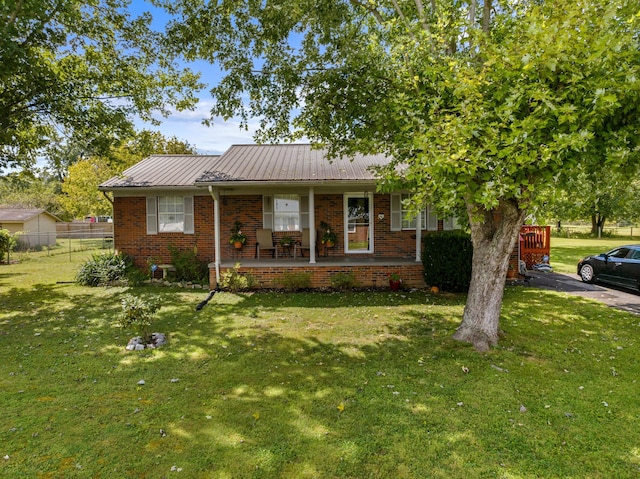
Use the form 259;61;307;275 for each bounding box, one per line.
135;111;259;155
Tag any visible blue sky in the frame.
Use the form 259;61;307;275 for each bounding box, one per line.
131;0;259;154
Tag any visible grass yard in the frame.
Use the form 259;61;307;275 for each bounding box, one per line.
550;237;638;274
1;246;640;477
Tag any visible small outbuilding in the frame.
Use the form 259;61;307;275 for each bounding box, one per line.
0;208;60;249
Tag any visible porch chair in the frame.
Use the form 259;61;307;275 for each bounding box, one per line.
255;228;277;259
294;228;316;259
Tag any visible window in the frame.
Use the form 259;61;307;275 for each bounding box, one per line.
399;193;435;230
609;247;631;259
390;193;456;231
263;194;310;230
146;196;194;235
158;196;184;232
273;194;299;231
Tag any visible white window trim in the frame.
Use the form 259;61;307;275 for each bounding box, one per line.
146;195;194;235
263;194;309;231
390;193;456;231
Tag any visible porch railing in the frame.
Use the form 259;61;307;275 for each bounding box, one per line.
519;225;551;268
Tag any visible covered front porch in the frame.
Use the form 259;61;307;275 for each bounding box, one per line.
210;256;426;289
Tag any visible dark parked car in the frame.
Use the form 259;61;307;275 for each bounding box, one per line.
577;245;640;291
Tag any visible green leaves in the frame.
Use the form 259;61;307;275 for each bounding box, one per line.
0;0;202;168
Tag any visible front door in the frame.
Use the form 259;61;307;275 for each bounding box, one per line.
344;193;373;254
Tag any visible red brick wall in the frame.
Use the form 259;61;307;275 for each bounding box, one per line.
113;192;445;270
214;263;426;289
113;195;214;270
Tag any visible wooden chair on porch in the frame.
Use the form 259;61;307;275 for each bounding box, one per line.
255;228;277;259
294;228;317;259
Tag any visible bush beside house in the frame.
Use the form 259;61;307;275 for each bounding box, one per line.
422;231;473;293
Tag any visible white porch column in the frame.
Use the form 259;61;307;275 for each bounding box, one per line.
208;186;221;284
415;207;422;262
308;186;316;264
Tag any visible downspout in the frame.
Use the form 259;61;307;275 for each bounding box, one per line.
100;190;114;206
308;186;316;264
415;207;422;262
208;185;221;285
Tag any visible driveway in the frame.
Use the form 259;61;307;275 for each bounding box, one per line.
525;271;640;315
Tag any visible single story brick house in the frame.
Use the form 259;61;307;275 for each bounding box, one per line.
0;208;60;249
99;144;460;289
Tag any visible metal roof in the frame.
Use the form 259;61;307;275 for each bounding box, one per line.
99;145;390;190
99;155;221;189
0;208;60;222
195;144;390;184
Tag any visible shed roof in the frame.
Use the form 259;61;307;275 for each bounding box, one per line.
99;155;221;189
0;208;60;222
99;145;390;190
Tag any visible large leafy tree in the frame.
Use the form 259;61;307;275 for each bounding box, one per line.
60;158;113;219
542;166;640;236
0;0;202;169
47;129;198;181
0;169;63;216
161;0;640;350
59;130;196;218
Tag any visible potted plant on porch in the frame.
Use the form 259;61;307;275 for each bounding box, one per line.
280;235;293;246
319;221;337;248
229;221;246;249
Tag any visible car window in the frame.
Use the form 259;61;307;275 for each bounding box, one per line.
631;249;640;260
608;248;631;258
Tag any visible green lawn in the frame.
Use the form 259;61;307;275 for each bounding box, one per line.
1;246;640;477
550;237;637;273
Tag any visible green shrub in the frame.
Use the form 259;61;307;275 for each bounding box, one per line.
329;272;358;290
279;271;312;291
126;268;149;287
219;262;255;292
422;230;473;293
117;294;160;342
168;245;208;283
75;252;133;286
0;229;17;263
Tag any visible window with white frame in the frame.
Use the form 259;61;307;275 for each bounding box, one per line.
146;196;194;234
273;194;300;231
158;196;184;232
263;194;309;230
390;193;455;231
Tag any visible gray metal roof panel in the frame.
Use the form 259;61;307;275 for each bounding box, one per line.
99;155;221;189
100;145;391;189
196;144;389;183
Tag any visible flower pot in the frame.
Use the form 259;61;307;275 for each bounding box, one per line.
389;279;402;291
324;241;334;248
233;241;243;249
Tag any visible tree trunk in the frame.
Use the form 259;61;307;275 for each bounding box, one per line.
452;199;527;352
591;214;605;236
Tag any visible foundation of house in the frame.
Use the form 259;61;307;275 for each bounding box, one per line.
209;257;426;290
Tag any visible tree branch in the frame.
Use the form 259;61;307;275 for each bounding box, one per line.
413;0;431;33
469;0;476;27
349;0;385;25
389;0;417;40
2;0;24;35
482;0;492;33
